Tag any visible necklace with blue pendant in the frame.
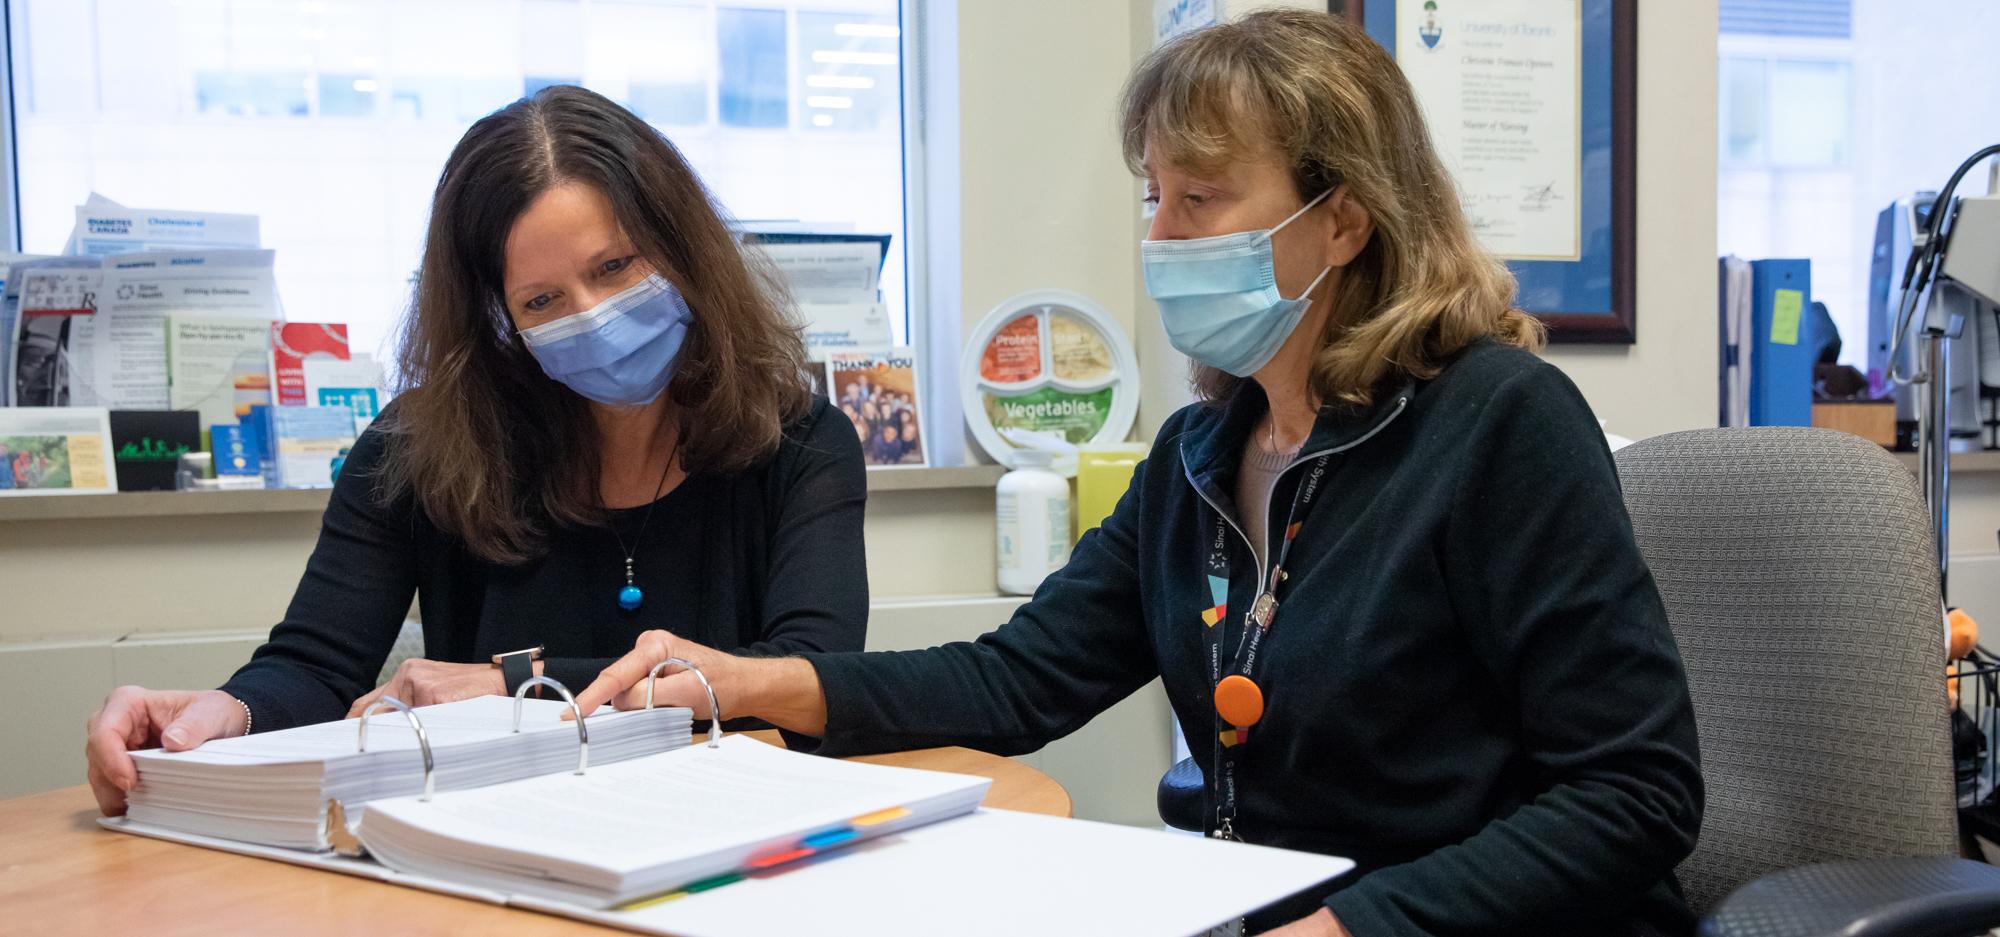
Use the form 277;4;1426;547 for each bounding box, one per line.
608;437;679;613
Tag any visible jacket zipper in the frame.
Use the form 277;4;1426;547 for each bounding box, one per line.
1182;394;1410;602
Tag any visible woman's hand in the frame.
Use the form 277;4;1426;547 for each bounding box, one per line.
1262;909;1353;937
86;687;248;816
345;659;506;718
572;630;731;719
572;630;829;736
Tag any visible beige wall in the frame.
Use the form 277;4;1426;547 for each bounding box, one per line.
951;1;1140;339
1541;2;1720;441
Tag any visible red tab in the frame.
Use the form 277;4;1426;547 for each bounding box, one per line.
748;847;815;869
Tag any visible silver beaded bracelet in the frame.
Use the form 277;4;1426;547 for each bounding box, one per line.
234;696;254;736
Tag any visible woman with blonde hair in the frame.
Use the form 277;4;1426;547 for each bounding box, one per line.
578;12;1701;935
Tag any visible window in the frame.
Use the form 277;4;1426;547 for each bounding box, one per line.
1718;55;1852;169
7;0;911;363
1718;0;2000;370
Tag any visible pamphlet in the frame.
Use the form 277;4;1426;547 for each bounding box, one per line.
799;302;892;358
66;193;260;256
254;405;357;489
270;323;350;406
210;424;262;478
169;315;275;431
750;234;895;360
828;348;926;468
0;251;54;405
0;407;118;496
8;256;102;407
302;355;383;435
754;238;886;303
67;250;280;409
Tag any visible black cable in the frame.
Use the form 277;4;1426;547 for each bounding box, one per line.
1887;143;2000;381
1903;143;2000;297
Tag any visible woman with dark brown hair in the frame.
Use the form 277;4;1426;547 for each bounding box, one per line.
83;85;867;815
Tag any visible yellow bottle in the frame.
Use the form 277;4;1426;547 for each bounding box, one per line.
1074;442;1150;543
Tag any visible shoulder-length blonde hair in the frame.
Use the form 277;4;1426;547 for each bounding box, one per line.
381;85;812;564
1120;10;1542;406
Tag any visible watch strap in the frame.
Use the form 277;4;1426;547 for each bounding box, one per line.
500;650;535;698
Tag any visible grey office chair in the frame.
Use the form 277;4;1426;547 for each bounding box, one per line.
1156;427;2000;935
1619;427;2000;936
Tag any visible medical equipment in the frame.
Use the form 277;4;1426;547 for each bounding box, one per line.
1882;144;2000;600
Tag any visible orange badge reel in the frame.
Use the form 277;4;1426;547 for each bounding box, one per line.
1214;674;1266;729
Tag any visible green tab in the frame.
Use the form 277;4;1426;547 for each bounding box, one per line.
1771;289;1804;346
685;872;744;894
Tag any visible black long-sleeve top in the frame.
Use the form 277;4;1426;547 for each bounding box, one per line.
805;342;1704;937
221;396;868;732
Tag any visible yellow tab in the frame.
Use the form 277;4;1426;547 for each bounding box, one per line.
1771;289;1804;346
618;890;690;911
851;806;912;827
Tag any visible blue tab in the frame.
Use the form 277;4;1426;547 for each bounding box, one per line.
800;827;858;850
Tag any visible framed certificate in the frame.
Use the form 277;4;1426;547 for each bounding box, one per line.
1342;0;1636;343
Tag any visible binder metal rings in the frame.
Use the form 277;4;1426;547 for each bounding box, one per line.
355;695;436;801
646;656;723;748
513;675;589;775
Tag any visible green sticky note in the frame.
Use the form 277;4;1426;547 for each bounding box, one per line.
1771;289;1804;346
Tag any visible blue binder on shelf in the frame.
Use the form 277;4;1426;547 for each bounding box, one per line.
1748;259;1814;427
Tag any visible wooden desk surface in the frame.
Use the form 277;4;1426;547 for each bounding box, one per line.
0;732;1070;937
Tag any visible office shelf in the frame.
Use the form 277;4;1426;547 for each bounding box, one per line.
0;465;1007;523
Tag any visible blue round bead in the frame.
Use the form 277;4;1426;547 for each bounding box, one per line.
618;585;643;611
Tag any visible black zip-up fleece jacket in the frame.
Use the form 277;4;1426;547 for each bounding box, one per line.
807;340;1704;936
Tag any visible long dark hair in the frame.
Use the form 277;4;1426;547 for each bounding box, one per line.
381;85;812;564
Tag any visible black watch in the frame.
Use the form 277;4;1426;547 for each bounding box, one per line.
491;645;544;697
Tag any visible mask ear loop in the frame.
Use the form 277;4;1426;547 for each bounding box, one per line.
1269;188;1337;236
1272;189;1338;303
1285;264;1335;305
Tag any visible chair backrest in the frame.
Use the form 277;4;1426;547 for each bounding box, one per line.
1615;427;1958;913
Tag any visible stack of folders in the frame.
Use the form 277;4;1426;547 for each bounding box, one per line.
125;696;693;850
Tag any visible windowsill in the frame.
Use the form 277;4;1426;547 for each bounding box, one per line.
0;465;1006;523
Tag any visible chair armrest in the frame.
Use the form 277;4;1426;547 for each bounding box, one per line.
1701;857;2000;937
1157;756;1204;832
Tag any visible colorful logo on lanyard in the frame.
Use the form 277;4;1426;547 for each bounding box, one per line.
1200;574;1230;627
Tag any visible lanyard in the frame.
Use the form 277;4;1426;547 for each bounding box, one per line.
1204;452;1333;841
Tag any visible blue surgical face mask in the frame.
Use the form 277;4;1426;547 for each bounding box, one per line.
519;273;693;407
1141;189;1334;378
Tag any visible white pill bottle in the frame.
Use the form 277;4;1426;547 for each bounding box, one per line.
996;445;1072;596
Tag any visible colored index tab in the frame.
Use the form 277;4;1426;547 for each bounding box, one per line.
851;806;911;827
748;846;816;869
684;872;743;894
1771;289;1804;346
618;890;690;911
801;828;859;849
